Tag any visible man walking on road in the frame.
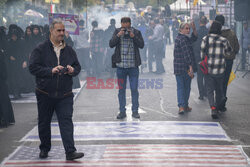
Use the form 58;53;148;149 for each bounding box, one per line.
215;15;239;112
109;17;144;119
29;20;84;160
193;16;209;100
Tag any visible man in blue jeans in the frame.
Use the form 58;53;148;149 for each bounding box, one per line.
109;17;144;119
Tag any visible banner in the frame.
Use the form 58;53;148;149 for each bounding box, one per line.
45;0;60;3
49;13;79;35
193;0;199;6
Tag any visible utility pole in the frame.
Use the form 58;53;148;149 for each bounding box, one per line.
112;0;115;10
86;0;88;27
229;0;232;28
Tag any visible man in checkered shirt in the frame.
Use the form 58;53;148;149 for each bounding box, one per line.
109;17;144;119
200;21;232;119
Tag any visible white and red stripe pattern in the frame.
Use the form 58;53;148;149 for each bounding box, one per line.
2;144;249;167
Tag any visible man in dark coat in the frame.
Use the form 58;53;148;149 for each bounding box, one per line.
215;15;240;112
193;16;209;100
29;20;84;160
104;18;116;77
109;17;144;119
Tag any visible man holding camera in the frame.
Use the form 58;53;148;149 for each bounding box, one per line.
109;17;144;119
29;20;84;160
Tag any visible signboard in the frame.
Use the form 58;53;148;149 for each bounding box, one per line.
49;13;79;35
45;0;60;3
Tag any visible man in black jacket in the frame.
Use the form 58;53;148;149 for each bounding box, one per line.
29;20;84;160
193;16;208;100
109;17;144;119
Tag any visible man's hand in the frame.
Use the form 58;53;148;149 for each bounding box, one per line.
117;28;125;37
188;66;194;79
52;65;64;74
10;56;15;61
22;61;27;68
190;21;197;36
66;65;74;74
190;21;196;30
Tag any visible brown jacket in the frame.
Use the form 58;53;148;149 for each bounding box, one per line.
221;29;239;60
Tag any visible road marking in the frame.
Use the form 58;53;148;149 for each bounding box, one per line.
2;144;249;167
158;90;178;118
21;121;230;141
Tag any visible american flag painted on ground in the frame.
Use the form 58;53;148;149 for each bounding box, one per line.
2;144;249;167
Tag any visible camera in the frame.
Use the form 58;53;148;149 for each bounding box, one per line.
122;28;132;38
58;67;68;74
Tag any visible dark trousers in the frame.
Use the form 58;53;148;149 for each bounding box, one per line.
205;73;225;108
165;35;171;45
76;48;90;74
155;56;165;73
92;52;103;77
223;59;233;97
154;41;165;73
147;46;154;72
116;67;139;113
241;48;248;70
196;64;207;98
36;93;76;154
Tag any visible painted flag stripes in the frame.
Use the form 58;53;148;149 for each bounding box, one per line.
2;145;249;167
21;121;230;141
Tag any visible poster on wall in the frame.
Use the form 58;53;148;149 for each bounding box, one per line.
49;13;79;35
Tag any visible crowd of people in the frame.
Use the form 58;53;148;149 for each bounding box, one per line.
0;5;249;160
0;11;249;127
0;13;175;127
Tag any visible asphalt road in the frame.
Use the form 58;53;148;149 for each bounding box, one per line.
0;44;250;166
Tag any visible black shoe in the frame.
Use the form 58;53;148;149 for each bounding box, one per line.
116;112;126;119
39;150;48;159
198;96;204;100
219;107;227;112
132;112;140;119
66;152;84;160
211;109;219;119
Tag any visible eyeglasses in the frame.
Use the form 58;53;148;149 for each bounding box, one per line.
185;27;190;30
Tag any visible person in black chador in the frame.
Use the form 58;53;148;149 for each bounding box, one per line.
0;30;15;127
23;26;36;93
31;24;44;48
6;29;25;99
90;20;105;77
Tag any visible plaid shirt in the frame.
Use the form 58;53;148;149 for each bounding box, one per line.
116;37;135;68
201;34;232;75
173;33;196;75
90;29;104;53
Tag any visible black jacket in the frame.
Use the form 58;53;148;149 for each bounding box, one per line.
109;27;144;68
193;25;208;63
29;39;81;98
